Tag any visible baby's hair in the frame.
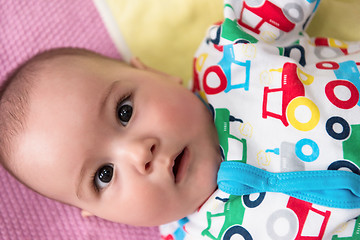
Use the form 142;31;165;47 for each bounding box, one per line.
0;48;109;173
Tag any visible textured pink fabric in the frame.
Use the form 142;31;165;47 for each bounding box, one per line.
0;1;160;239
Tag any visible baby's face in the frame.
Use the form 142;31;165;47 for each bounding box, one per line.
13;54;221;226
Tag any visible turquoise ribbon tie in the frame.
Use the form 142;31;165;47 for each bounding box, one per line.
217;161;360;209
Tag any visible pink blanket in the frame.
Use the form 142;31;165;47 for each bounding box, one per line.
0;1;160;239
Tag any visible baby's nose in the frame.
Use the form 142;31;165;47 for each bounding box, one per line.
128;138;158;174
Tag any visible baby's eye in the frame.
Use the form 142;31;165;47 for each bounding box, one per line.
117;98;133;126
94;164;114;190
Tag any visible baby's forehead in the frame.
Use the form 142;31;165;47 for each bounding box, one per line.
1;50;124;184
33;54;107;89
38;54;98;73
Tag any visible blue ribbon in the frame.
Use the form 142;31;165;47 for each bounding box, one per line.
218;161;360;209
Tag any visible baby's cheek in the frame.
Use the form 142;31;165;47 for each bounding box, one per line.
132;187;179;225
157;104;191;131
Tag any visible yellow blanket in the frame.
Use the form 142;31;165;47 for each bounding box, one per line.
105;0;360;84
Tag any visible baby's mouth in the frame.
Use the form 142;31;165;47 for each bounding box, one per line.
172;147;189;183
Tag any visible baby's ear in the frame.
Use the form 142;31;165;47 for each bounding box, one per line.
130;57;147;70
130;57;183;85
81;209;94;218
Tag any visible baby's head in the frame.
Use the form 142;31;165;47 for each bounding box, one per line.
0;48;221;226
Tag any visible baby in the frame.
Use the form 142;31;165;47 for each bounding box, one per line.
0;48;222;227
1;0;360;239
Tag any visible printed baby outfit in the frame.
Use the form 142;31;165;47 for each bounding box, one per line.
160;0;360;239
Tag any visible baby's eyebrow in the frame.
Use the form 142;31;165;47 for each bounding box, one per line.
99;80;120;115
76;162;88;200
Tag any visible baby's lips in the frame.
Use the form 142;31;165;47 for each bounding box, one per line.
173;147;191;184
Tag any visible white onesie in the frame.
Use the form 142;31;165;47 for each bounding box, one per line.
161;0;360;239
